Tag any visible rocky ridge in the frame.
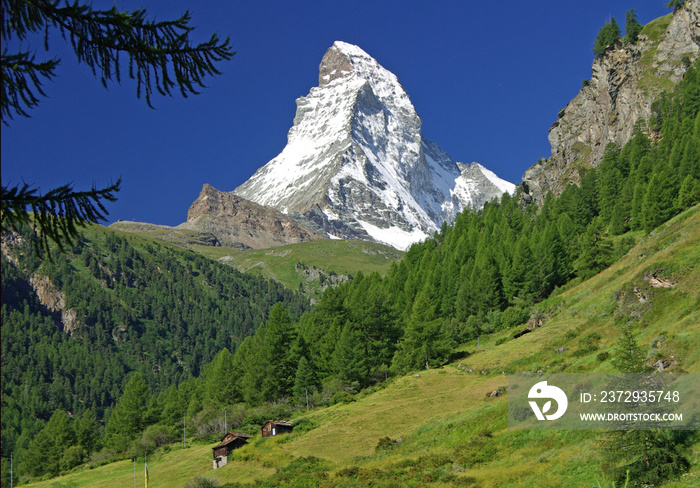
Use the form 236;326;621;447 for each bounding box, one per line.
179;184;326;249
521;2;700;204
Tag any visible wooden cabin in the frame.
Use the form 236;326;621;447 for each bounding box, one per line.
261;420;293;437
212;432;251;469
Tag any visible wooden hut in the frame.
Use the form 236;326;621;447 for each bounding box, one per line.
261;420;293;437
212;432;251;469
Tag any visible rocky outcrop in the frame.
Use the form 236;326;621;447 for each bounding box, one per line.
29;275;79;335
2;232;79;334
521;2;700;204
179;184;326;249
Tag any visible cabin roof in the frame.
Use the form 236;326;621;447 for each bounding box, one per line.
212;432;252;450
263;420;292;427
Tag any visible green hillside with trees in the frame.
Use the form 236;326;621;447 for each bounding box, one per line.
1;228;309;481
11;202;700;488
2;3;700;488
3;57;698;487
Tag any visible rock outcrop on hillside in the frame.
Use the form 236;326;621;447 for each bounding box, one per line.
521;2;700;204
179;184;325;249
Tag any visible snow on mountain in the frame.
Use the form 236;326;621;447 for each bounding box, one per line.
233;41;514;250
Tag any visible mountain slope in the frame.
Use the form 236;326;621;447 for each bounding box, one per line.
521;2;700;203
0;224;310;463
21;204;699;488
233;41;514;250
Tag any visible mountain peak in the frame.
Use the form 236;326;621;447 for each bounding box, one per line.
232;42;514;250
318;42;358;86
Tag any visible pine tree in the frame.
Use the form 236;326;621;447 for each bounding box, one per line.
624;9;643;44
74;408;101;456
1;180;121;257
469;253;503;315
236;334;267;406
597;163;623;225
593;17;622;55
610;178;635;235
293;356;317;404
538;221;567;296
575;218;613;280
557;212;580;269
391;317;453;373
261;303;298;401
503;236;537;304
203;348;238;406
641;172;675;232
346;275;400;379
27;410;76;476
665;1;685;12
630;179;646;230
611;325;649;375
1;0;234;121
675;175;700;210
601;325;690;486
391;284;454;373
104;372;150;452
333;323;367;385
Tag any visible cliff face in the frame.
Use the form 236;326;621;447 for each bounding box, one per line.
521;2;700;204
2;232;79;334
179;184;325;249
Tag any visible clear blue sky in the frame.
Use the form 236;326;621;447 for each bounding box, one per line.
1;1;672;227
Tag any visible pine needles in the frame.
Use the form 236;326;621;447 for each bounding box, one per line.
1;178;121;256
0;0;235;122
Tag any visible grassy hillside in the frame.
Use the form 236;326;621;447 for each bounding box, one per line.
110;222;402;299
195;239;402;299
27;205;699;488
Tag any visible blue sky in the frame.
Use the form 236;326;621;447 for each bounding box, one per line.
1;1;672;227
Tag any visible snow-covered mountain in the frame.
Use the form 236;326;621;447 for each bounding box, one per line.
233;41;514;250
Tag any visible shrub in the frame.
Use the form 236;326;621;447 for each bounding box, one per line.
184;476;220;488
291;418;318;434
330;391;355;405
573;344;600;357
650;335;665;348
60;445;86;472
500;306;530;329
336;466;361;477
142;424;176;448
454;433;497;468
375;436;397;452
581;332;602;343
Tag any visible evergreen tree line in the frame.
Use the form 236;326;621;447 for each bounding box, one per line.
1;229;309;479
195;60;700;408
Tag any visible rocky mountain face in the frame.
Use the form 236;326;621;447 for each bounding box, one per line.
521;2;700;204
232;41;514;250
179;184;326;249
